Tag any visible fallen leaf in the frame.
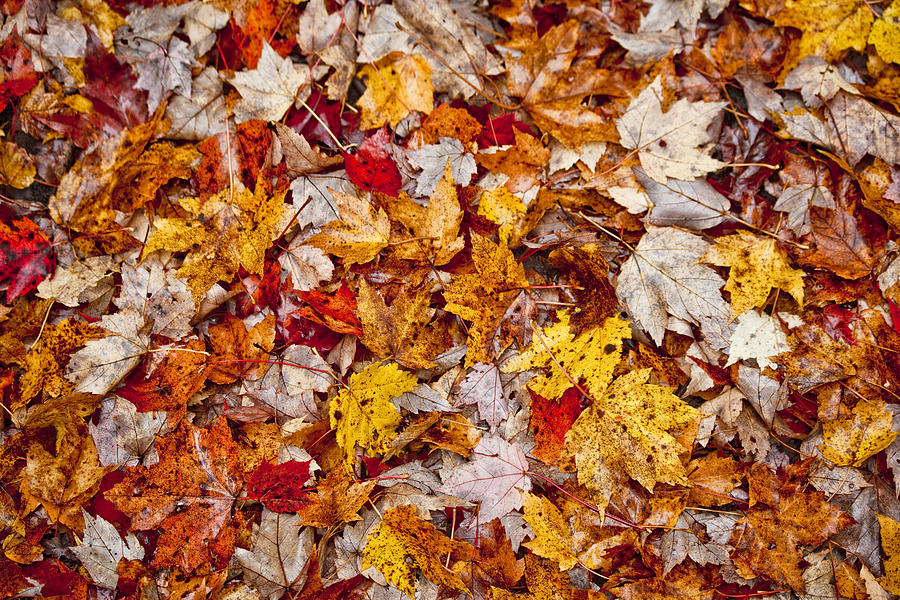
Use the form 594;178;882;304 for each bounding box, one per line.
701;231;805;317
358;54;433;129
295;469;376;527
361;504;473;598
0;217;56;302
0;139;36;188
71;511;144;589
230;42;321;123
521;493;577;570
772;0;873;72
307;190;390;266
234;510;314;600
820;399;898;466
617;75;726;183
330;362;417;468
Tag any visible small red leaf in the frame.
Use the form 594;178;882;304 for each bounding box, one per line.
344;129;401;197
0;217;55;302
247;460;313;513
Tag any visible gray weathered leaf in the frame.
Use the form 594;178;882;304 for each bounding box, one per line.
617;76;726;182
782;56;858;109
278;237;334;291
166;67;227;140
635;168;731;230
90;396;167;467
66;309;149;395
616;226;732;349
454;363;506;432
230;43;320;123
773;183;836;236
234;511;314;600
406;138;476;197
72;511;144;589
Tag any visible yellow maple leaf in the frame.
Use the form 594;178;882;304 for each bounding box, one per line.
521;493;577;571
879;514;900;594
362;504;472;599
820;399;898;466
358;54;434;129
383;162;464;265
501;311;631;401
330;362;417;468
307;190;390;266
357;281;445;369
772;0;873;72
870;1;900;64
444;233;530;366
492;554;601;600
478;187;526;244
0;140;36;189
701;231;804;318
564;369;700;514
143;181;286;302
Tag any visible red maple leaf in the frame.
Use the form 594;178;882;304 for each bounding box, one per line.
0;217;55;302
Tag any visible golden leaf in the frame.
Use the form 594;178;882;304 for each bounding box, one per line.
143;181;286;302
356;281;445;369
0;140;36;189
307;190;390;266
521;493;577;570
294;469;376;528
772;0;873;72
870;1;900;64
384;162;464;265
329;363;417;468
564;369;700;513
701;231;805;318
820;399;898;466
878;514;900;594
502;311;631;401
444;233;530;365
358;54;434;129
478;187;526;244
362;504;472;599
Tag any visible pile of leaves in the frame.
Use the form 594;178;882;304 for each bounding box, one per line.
4;0;900;597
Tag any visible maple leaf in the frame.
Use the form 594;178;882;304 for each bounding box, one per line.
616;226;733;350
521;493;577;570
617;75;726;183
247;460;313;513
564;368;700;513
406;138;476;197
870;2;900;64
475;129;550;193
307;190;390;266
0;139;35;189
0;217;55;303
361;504;473;599
104;418;246;570
502;311;632;401
358;54;433;129
234;510;314;600
357;280;444;369
878;514;900;594
65;308;150;395
205;313;276;384
143;182;287;302
772;0;873;72
71;511;144;589
506;20;618;148
701;231;805;318
330;362;417;468
454;362;506;431
89;396;167;467
634;168;732;230
439;435;531;526
479;187;527;244
443;233;531;365
383;162;465;265
819;399;898;466
230;42;321;123
491;554;600;600
294;469;376;527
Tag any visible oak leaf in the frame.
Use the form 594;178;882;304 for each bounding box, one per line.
307;190;390;266
357;280;444;369
361;504;473;599
358;54;433;129
143;183;287;302
701;231;805;318
616;75;726;183
443;233;530;365
330;362;417;468
564;369;700;513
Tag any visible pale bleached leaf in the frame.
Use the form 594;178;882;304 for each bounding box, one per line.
234;511;314;600
166;67;227;140
406;138;476;197
90;396;168;467
735;364;788;426
617;76;726;182
439;435;531;526
394;383;454;414
72;511;144;589
726;311;790;371
278;238;334;291
454;363;506;432
635;167;731;230
616;226;732;349
230;43;320;123
773;183;836;236
782;56;858;109
66;309;150;395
